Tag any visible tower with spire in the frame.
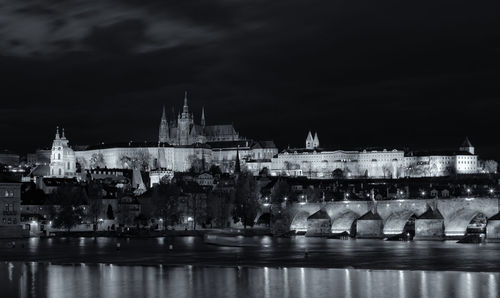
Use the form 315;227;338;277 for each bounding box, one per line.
201;107;206;127
158;105;169;143
49;126;76;177
157;91;241;146
460;137;475;155
234;146;241;174
178;91;192;145
306;131;314;149
313;132;320;148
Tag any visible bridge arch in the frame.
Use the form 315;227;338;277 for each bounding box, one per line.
383;210;416;235
290;211;310;232
255;213;271;226
331;210;360;235
445;209;487;237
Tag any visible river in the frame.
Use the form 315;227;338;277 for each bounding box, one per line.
1;236;500;297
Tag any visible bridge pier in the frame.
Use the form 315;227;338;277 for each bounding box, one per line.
486;212;500;242
356;211;383;238
414;206;445;240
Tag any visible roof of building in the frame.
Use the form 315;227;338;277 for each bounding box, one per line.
252;141;277;149
281;147;404;154
0;149;19;156
406;150;474;157
82;141;214;151
42;177;79;186
30;165;50;177
204;124;238;136
461;137;473;148
0;175;21;183
207;140;251;149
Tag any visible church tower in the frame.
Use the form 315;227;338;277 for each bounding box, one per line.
306;131;314;149
158;105;169;143
460;137;475;155
49;127;76;177
313;132;320;148
178;91;191;145
201;107;206;127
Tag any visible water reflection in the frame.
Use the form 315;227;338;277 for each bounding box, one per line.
0;262;499;298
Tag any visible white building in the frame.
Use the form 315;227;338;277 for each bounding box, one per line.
49;127;76;177
269;134;482;179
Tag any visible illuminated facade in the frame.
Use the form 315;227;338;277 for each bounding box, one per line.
268;133;482;179
49;127;77;177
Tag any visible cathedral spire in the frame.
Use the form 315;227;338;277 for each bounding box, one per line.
182;91;189;119
61;127;66;139
159;105;169;143
201;107;206;126
183;91;189;114
234;146;241;174
55;126;60;140
161;105;166;121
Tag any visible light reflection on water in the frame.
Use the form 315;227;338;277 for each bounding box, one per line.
1;262;499;298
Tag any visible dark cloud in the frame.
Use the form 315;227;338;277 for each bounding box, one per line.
83;19;151;54
0;0;500;160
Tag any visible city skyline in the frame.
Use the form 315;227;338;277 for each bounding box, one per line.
1;1;500;159
2;2;500;296
1;94;497;159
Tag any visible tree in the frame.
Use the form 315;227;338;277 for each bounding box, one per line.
52;189;85;232
187;192;207;230
88;199;103;228
483;160;498;174
332;168;344;180
271;179;290;204
90;153;105;168
188;154;204;174
86;182;104;228
207;189;232;228
209;165;222;177
232;172;259;229
106;204;115;220
259;167;270;177
53;204;84;232
151;183;181;226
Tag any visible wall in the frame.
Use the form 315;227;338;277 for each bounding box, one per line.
356;220;383;238
415;219;444;239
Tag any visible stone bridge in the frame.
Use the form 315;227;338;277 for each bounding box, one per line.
279;197;499;238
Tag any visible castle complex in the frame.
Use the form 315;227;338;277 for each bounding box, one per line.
158;92;240;145
43;93;496;181
48;93;277;179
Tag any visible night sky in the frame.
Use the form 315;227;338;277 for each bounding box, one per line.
1;1;500;159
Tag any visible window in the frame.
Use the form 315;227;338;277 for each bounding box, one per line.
58;153;61;160
58;168;62;175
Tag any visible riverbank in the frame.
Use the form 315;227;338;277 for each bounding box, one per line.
24;228;273;239
1;236;500;272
